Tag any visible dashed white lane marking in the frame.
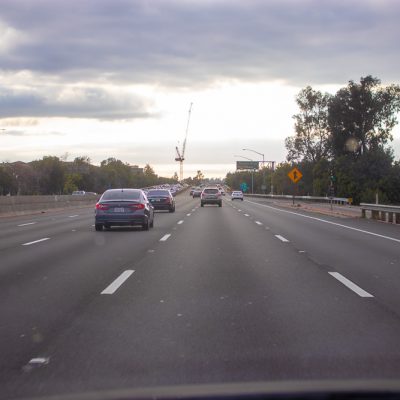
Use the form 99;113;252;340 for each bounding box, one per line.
328;272;374;298
177;220;184;225
101;270;135;295
238;209;242;212
275;235;289;242
255;221;263;225
245;199;400;244
186;213;191;216
28;357;49;365
160;234;171;241
191;209;196;212
22;238;50;246
244;214;250;217
68;215;79;218
23;357;50;371
17;222;37;227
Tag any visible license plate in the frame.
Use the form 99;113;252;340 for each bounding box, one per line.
113;207;125;212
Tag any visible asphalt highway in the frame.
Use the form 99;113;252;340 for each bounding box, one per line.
1;192;400;399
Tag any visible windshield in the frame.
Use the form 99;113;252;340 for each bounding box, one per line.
101;190;141;201
2;1;400;399
147;190;170;197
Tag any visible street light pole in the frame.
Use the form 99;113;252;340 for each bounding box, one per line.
234;155;254;194
242;148;265;194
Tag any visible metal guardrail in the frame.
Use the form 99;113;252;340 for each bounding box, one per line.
360;203;400;224
244;193;351;205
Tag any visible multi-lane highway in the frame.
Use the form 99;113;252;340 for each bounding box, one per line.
1;192;400;399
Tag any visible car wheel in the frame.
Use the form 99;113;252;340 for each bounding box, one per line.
142;218;150;231
150;216;154;228
241;198;244;201
201;202;204;207
104;224;111;230
95;223;103;231
219;202;222;207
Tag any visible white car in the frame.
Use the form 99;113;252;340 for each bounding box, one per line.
231;191;244;201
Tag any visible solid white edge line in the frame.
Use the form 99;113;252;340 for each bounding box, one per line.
328;272;374;298
17;222;37;227
245;199;400;244
101;270;135;295
160;234;171;241
22;238;50;246
275;235;289;242
68;215;79;218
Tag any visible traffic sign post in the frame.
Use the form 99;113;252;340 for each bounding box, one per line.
288;167;303;205
288;167;303;184
240;182;248;193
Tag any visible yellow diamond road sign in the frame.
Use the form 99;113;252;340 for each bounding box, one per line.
288;167;303;183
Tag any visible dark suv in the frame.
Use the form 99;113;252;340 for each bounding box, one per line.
200;187;222;207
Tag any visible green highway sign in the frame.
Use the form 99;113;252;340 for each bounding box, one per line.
240;182;248;192
236;161;259;170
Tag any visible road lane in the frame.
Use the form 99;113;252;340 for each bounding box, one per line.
0;192;197;390
3;195;400;398
232;197;400;314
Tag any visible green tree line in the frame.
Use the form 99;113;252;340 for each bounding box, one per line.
0;156;178;195
226;76;400;204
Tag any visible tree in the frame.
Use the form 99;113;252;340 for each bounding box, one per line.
99;158;135;189
285;86;331;163
328;76;400;158
143;164;158;186
63;173;83;194
0;164;16;195
172;172;179;181
194;170;204;184
31;156;65;194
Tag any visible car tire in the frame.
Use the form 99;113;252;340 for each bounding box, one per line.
241;198;243;201
201;202;204;207
142;218;150;231
150;217;154;228
104;224;111;230
169;206;175;213
219;202;222;207
95;223;103;231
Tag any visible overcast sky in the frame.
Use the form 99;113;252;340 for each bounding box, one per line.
1;0;400;178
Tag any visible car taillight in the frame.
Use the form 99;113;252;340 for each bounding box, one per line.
129;203;145;210
96;203;109;210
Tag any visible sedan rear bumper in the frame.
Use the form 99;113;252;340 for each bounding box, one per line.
95;214;146;226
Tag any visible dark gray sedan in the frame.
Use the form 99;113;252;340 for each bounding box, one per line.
95;189;154;231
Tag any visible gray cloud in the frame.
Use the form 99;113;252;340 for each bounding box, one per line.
0;129;64;136
0;0;399;87
0;85;153;119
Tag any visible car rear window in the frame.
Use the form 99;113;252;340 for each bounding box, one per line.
204;188;219;194
101;190;141;201
147;190;170;196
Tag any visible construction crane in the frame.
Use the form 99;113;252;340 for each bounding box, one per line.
175;102;193;181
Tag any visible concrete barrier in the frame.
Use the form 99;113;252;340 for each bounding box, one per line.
0;194;99;217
